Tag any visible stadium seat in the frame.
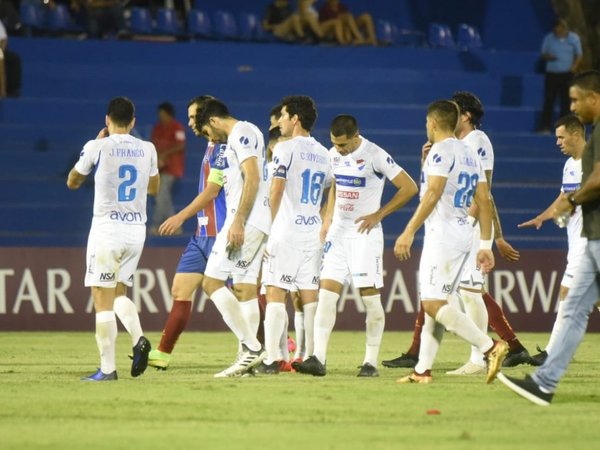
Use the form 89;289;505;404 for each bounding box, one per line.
156;8;182;36
376;20;394;46
187;10;212;38
20;3;45;32
237;12;260;41
46;4;81;33
129;7;153;35
457;23;482;50
212;10;238;40
428;23;455;48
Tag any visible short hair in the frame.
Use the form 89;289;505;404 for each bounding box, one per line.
555;114;585;135
554;18;567;29
270;104;283;120
330;114;358;138
269;126;282;142
281;95;317;131
427;100;459;131
451;91;484;128
195;98;230;129
158;102;175;117
107;96;135;127
188;95;216;108
571;70;600;95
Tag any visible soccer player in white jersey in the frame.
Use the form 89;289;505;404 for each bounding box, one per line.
67;97;160;381
518;114;590;364
256;95;331;374
294;114;418;377
195;98;271;377
394;100;508;384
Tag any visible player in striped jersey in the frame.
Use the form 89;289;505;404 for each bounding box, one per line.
147;95;227;369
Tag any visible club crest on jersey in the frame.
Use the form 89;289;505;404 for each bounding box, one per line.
432;153;442;164
386;156;395;166
477;148;486;158
80;150;85;157
336;174;366;187
239;136;250;146
356;159;366;170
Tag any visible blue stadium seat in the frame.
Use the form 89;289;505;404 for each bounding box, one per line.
376;20;394;46
457;23;482;50
428;23;455;48
129;7;153;35
46;4;81;33
237;12;259;41
20;3;45;31
187;10;212;38
156;8;182;36
212;10;238;40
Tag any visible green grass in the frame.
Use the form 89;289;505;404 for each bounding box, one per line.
1;331;600;450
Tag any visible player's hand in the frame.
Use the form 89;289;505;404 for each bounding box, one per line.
394;231;413;261
355;211;382;234
518;216;544;230
421;141;432;163
159;214;184;236
553;196;573;220
96;127;108;139
495;238;520;262
228;219;245;249
477;249;495;273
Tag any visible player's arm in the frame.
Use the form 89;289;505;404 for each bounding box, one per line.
518;193;563;230
473;180;495;273
269;177;285;222
394;175;446;261
66;168;87;190
320;182;336;243
147;174;160;197
356;171;418;234
229;156;260;248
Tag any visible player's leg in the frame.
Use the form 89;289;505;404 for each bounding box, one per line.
291;292;305;363
355;13;377;46
113;283;143;347
339;12;364;44
258;284;288;374
382;305;422;368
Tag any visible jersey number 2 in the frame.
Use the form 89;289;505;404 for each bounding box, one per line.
300;169;325;205
454;171;478;208
118;164;138;202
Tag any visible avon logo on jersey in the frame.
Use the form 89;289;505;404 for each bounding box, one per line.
295;215;321;226
337;190;359;199
336;174;366;187
110;211;143;222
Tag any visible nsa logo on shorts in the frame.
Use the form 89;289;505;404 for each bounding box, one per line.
442;284;452;293
236;260;250;269
99;272;116;282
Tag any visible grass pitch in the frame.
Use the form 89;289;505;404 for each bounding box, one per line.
1;331;600;450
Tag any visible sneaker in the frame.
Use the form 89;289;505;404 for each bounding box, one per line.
396;371;432;384
497;373;553;406
502;348;533;367
255;361;280;375
278;360;293;372
213;344;266;378
382;353;418;368
446;361;486;375
357;363;379;377
148;349;171;370
131;336;151;377
485;340;509;384
529;345;548;366
81;368;118;381
292;355;326;377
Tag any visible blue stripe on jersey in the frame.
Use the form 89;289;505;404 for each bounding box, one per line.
196;143;227;237
562;183;579;192
336;174;366;187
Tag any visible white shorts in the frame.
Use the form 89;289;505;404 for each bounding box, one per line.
264;239;321;291
562;237;587;288
205;224;267;285
419;238;470;300
85;223;145;288
321;229;384;289
459;219;485;290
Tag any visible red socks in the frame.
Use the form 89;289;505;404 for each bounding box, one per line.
406;304;425;356
157;300;192;354
483;292;525;352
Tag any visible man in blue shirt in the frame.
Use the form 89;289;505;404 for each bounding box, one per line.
539;19;583;133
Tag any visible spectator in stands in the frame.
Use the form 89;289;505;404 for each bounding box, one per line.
0;18;21;97
539;19;583;133
318;0;376;46
71;0;126;39
150;102;186;235
298;0;345;45
263;0;305;42
0;0;21;33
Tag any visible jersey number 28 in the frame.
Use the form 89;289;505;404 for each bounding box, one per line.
454;171;478;208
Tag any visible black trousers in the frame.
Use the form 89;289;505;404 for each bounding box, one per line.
4;48;21;97
541;71;572;130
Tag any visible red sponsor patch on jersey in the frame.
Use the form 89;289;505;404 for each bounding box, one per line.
337;190;359;199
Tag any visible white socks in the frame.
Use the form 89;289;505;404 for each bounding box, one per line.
546;300;566;355
211;287;261;351
113;295;143;346
302;302;317;358
460;290;488;365
293;311;305;360
239;298;260;338
362;294;385;366
95;311;118;374
313;290;339;363
415;314;445;374
435;304;493;354
264;302;287;365
278;311;290;361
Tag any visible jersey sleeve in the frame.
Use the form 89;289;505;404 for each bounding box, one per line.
372;146;403;181
207;144;226;186
148;143;159;176
74;140;101;175
231;123;259;165
476;134;494;173
426;145;453;178
272;142;293;179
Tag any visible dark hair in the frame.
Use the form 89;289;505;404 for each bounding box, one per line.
553;18;567;29
269;126;282;142
281;95;317;131
158;102;176;117
330;114;358;137
571;70;600;94
451;91;484;128
270;104;283;120
195;98;230;129
107;97;135;127
555;114;585;135
188;95;216;108
427;100;459;131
